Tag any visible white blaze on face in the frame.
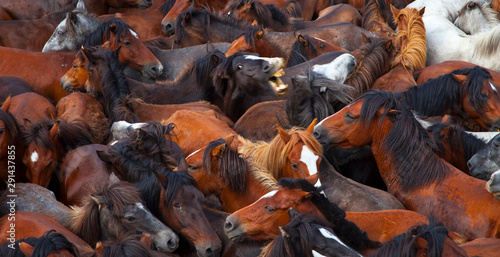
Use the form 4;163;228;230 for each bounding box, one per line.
244;55;284;69
110;140;118;146
490;82;498;93
300;145;319;176
31;151;39;163
313;37;327;43
130;122;147;129
312;250;327;257
136;202;146;210
186;148;202;159
129;29;139;39
259;189;278;200
319;228;363;257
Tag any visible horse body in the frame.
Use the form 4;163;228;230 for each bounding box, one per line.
0;76;35;102
8;93;57;130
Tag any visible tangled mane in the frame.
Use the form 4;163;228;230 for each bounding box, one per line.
64;9;99;43
372;220;449;257
97;232;154;257
345;36;393;98
0;230;78;257
84;18;134;47
361;0;396;40
237;127;323;179
277;178;381;251
287;35;323;67
392;7;426;71
225;0;291;29
286;72;354;128
69;181;142;247
23;119;94;151
358;90;449;191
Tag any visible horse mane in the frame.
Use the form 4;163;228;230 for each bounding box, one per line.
174;7;250;44
345;36;392;98
236;0;291;29
392;7;426;71
287;35;318;67
401;66;493;117
283;0;302;18
427;123;487;165
212;51;245;97
472;23;500;57
372;219;449;257
237;127;323;178
359;90;449;191
0;108;21;143
0;230;78;257
157;170;198;210
203;139;277;193
286;72;354;128
23;119;94;151
277;178;380;251
259;212;329;257
70;181;142;247
84;18;132;46
361;0;396;39
97;232;154;257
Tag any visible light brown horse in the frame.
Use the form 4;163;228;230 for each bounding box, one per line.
313;90;500;240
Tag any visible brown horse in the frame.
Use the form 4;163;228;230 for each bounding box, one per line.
361;0;395;40
0;77;35;102
185;135;278;212
313;90;500;240
371;5;426;92
60;50;90;93
237;120;322;180
7;93;57;130
0;229;79;257
459;237;500;257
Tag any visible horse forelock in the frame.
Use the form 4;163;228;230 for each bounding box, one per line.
360;90;449;192
84;18;131;47
212;52;244;96
161;171;198;209
23;120;55;151
98;232;153;257
456;66;494;116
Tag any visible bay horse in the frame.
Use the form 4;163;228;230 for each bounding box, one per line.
0;230;78;257
371;221;468;257
0;9;67;51
22;119;94;188
259;208;364;257
459;237;500;257
185;135;278;212
0;211;94;257
237;120;323;180
371;5;426;92
402;66;500;132
454;0;500;35
313;90;500;240
467;133;500;180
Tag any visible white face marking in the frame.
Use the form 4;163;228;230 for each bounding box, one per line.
31;151;39;163
490;82;498;93
312;250;327;257
312;53;356;83
319;228;363;256
136;202;146;210
313;37;326;43
300;145;319;176
110;140;118;146
186;148;202;159
130;122;147;129
259;190;278;200
129;29;139;39
244;55;284;69
314;178;327;196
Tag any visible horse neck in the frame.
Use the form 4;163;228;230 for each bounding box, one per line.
264;31;295;58
218;173;270;212
394;17;426;71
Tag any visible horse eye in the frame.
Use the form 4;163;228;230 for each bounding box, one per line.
0;128;4;134
57;30;65;35
123;41;131;46
345;112;356;122
227;11;232;16
125;216;136;222
320;44;325;49
188;165;198;170
174;203;183;210
291;163;299;170
237;64;243;70
265;206;275;213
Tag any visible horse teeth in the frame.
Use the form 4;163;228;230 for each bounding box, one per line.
273;69;285;77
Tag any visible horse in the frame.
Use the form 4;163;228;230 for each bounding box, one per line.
237;120;323;180
6;93;57;131
454;0;500;35
407;0;500;71
172;8;374;50
43;3;101;52
0;9;67;51
60;50;91;93
22;119;94;188
427;123;487;175
361;0;396;41
371;220;468;257
259;208;364;257
371;5;426;92
0;77;36;102
459;237;500;257
95;232;159;257
313;90;500;240
0;230;79;257
0;211;94;257
56;92;109;144
185;135;278;212
225;31;346;68
467;133;500;180
402;66;500;132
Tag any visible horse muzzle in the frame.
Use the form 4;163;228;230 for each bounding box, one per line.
224;215;246;242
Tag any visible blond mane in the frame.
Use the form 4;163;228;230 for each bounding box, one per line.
393;7;427;71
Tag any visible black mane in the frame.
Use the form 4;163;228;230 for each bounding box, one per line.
23;119;94;151
84;18;135;46
0;230;78;257
0;109;21;143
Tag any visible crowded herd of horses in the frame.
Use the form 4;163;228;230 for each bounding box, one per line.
3;0;500;256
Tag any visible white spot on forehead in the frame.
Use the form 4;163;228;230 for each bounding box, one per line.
312;250;327;257
313;37;326;43
186;148;202;159
244;55;279;63
300;145;319;176
129;29;139;39
319;228;362;256
490;82;498;93
259;190;278;200
31;151;39;163
136;202;146;210
311;53;355;83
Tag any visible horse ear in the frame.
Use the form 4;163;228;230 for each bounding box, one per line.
140;233;152;248
306;118;317;133
68;11;77;24
206;41;215;52
278;226;289;238
256;29;264;40
90;194;105;210
225;134;235;147
178;156;188;171
109;23;117;33
385;39;393;52
184;13;192;24
81;46;96;63
390;4;400;18
251;20;259;26
451;74;467;84
108;172;120;184
95;242;104;256
297;34;308;47
76;0;86;11
418;7;426;16
1;95;11;112
154;171;169;186
96;150;112;163
49;121;60;141
287;207;302;219
211;144;226;159
19;242;34;257
277;124;291;144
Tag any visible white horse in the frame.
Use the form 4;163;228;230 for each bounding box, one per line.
454;1;499;34
407;0;500;71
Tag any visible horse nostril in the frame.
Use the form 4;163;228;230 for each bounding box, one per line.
467;161;473;170
165;23;173;30
224;221;233;231
263;64;271;72
206;247;214;256
167;239;177;250
313;131;320;139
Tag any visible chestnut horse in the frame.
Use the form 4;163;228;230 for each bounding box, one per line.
237;120;323;180
313;90;500;240
185;135;278;212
